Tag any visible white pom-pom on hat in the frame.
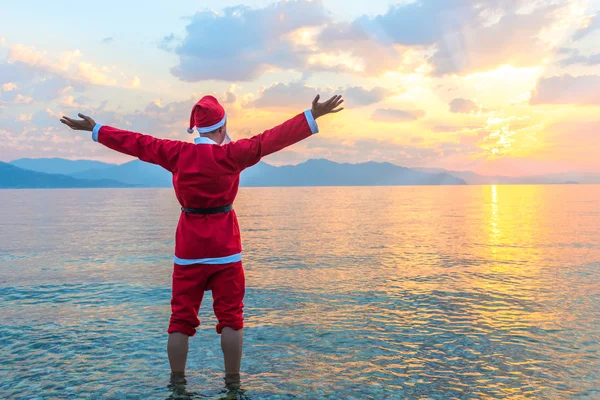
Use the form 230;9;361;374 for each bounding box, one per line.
187;127;194;134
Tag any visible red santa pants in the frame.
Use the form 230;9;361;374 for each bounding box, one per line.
168;261;245;336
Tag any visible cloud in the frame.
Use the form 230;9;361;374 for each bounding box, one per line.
161;0;577;80
7;44;53;69
429;3;561;76
2;43;136;89
31;108;61;126
251;82;319;109
0;62;36;85
573;12;600;41
559;53;600;67
168;1;329;81
431;125;480;133
224;91;236;104
530;74;600;105
159;34;178;51
312;22;408;76
449;98;479;113
432;125;459;133
371;108;426;122
312;0;473;76
2;83;17;92
0;70;77;104
0;55;75;103
343;86;393;107
314;0;569;77
251;82;392;109
7;44;84;75
0;90;17;102
75;62;117;86
353;1;473;47
15;94;33;104
101;37;114;45
60;96;88;108
31;77;71;102
125;76;141;89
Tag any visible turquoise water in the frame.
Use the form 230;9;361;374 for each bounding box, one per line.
1;186;599;399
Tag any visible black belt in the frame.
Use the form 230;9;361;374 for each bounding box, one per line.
181;205;233;214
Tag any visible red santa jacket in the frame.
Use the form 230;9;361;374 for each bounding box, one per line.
92;110;318;265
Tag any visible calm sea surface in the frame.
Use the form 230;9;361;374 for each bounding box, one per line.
1;186;599;399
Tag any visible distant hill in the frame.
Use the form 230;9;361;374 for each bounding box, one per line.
72;160;173;187
68;158;467;187
10;158;116;175
0;162;133;189
415;168;600;185
241;159;466;186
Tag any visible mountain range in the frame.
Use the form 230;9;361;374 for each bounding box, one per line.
0;162;132;189
242;159;465;186
2;157;598;189
10;158;117;175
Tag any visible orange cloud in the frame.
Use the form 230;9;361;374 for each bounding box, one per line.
7;44;50;68
125;76;141;89
5;42;138;88
371;108;426;122
75;63;117;86
2;83;17;92
530;74;600;105
449;98;479;113
251;82;393;109
15;94;33;104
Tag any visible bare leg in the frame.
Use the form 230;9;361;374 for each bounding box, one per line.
168;332;189;383
221;327;243;387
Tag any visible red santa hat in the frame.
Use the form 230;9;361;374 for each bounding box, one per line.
187;95;227;134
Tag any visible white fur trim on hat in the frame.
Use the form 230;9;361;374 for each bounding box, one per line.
195;114;227;134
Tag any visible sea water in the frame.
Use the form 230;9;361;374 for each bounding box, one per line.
1;186;599;399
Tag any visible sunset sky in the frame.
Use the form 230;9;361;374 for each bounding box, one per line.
1;0;599;176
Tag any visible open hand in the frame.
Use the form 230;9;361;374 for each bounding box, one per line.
60;113;96;131
311;95;344;119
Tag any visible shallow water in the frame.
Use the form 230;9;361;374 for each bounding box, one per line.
1;186;599;399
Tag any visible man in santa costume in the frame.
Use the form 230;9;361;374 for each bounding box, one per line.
60;94;344;392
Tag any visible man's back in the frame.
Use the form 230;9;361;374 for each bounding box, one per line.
172;138;244;263
172;138;242;210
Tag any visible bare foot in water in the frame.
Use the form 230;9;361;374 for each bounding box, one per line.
166;373;193;399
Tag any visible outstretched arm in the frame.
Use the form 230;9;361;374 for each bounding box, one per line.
60;113;184;172
226;94;344;171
